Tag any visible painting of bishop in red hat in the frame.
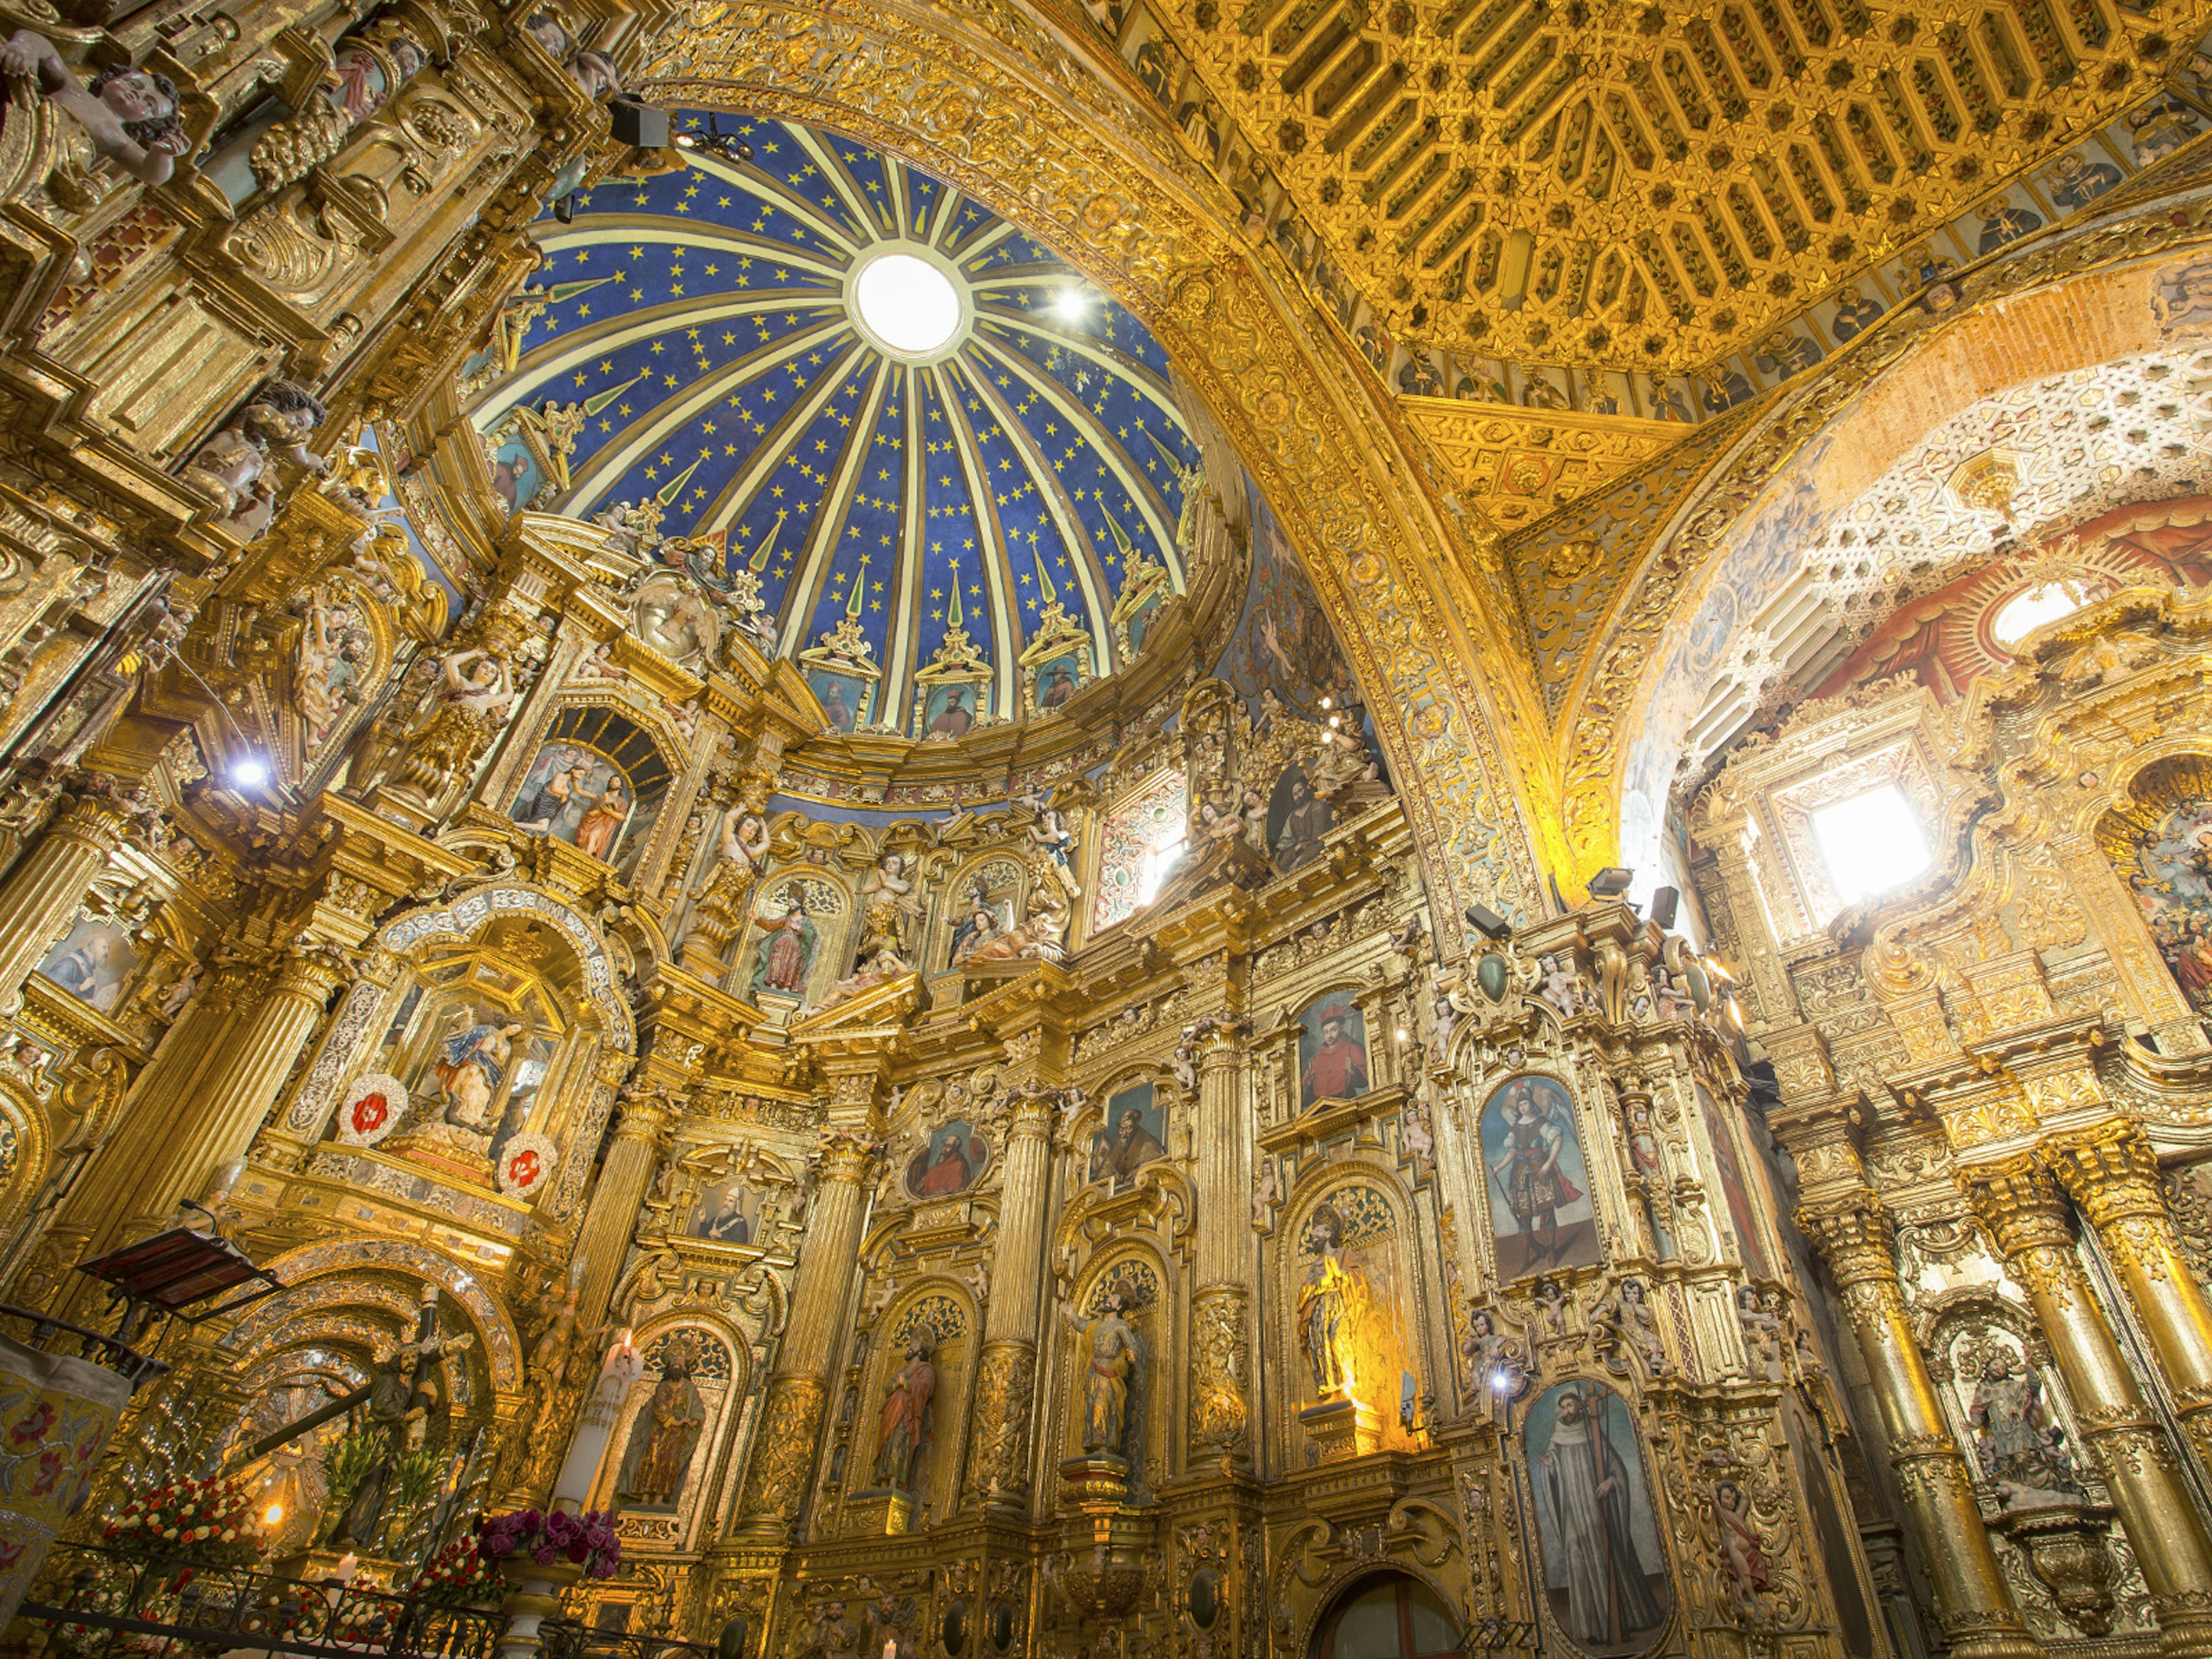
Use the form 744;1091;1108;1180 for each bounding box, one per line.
1298;994;1370;1110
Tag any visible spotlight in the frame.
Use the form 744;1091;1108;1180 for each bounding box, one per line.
1650;886;1680;929
553;192;576;224
678;117;754;164
1464;903;1512;941
608;95;670;149
1587;866;1634;898
1054;287;1089;321
263;1503;284;1528
1490;1369;1512;1389
1395;1028;1410;1041
230;756;270;790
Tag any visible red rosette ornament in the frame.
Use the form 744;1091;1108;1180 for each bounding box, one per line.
497;1131;558;1197
337;1072;407;1146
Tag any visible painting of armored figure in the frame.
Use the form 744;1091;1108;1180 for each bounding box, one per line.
1480;1076;1602;1278
2113;783;2212;1011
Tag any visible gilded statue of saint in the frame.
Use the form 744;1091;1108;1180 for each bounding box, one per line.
1059;1289;1145;1459
1297;1203;1366;1398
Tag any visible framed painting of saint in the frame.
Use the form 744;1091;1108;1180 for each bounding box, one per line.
688;1179;757;1244
1267;764;1334;872
1087;1082;1167;1187
35;917;138;1014
1525;1380;1675;1656
1296;993;1369;1109
906;1121;991;1200
1479;1075;1602;1278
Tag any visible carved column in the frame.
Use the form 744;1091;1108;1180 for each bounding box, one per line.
736;1132;875;1539
1965;1157;2212;1659
1798;1188;2042;1659
2052;1120;2212;1471
112;945;351;1229
1190;1021;1252;1469
573;1082;672;1328
0;783;136;1012
969;1092;1054;1511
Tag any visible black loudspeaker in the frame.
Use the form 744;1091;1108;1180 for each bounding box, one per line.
1464;903;1512;941
1650;886;1680;930
553;192;576;224
610;98;670;148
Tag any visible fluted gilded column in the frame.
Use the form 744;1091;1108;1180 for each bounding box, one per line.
571;1076;668;1325
969;1092;1055;1510
0;783;137;1013
1189;1021;1252;1469
1965;1157;2212;1659
736;1132;874;1538
113;944;350;1227
1799;1188;2043;1659
2051;1121;2212;1472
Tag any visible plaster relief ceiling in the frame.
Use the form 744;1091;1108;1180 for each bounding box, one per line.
1145;0;2207;373
1683;349;2212;764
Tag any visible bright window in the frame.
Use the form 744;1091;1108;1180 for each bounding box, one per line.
1092;768;1187;931
1991;579;2097;647
1812;785;1931;904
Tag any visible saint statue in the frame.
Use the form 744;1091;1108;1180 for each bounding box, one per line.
434;1018;522;1131
1059;1290;1145;1458
1969;1352;2080;1504
1296;1203;1366;1397
616;1339;708;1508
752;897;817;997
1534;1386;1668;1647
870;1336;937;1492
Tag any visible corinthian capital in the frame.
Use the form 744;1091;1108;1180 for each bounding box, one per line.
2048;1119;2166;1226
1960;1155;2073;1258
813;1127;881;1186
1794;1187;1897;1283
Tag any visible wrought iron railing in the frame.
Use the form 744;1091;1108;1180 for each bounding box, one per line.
17;1544;504;1659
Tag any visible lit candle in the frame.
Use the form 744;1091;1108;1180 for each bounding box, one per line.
335;1552;359;1585
882;1642;896;1659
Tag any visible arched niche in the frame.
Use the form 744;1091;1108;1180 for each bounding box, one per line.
1302;1569;1467;1659
2092;751;2212;1021
1056;1247;1176;1498
596;1319;748;1552
1274;1172;1429;1458
730;869;855;1012
935;852;1034;973
506;699;681;881
844;1281;976;1530
280;882;633;1226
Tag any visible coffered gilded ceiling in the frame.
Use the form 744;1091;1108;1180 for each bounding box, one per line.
1139;0;2212;372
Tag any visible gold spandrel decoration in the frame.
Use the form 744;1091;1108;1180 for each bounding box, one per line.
1400;396;1681;529
1136;0;2212;377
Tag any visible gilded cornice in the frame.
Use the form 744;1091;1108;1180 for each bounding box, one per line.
642;0;1547;935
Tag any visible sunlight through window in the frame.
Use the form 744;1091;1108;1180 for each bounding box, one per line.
1812;785;1932;905
853;253;960;357
1991;579;2097;647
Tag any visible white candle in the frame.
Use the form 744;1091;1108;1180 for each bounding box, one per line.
335;1551;359;1585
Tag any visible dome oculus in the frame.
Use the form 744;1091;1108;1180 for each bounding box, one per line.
853;252;963;358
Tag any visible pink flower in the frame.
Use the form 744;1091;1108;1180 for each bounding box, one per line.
26;1448;65;1497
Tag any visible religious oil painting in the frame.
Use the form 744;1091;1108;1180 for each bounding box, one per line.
2103;768;2212;1012
922;681;982;738
688;1179;758;1244
906;1120;991;1200
1032;653;1081;713
486;431;543;513
35;916;137;1014
1698;1084;1774;1279
1296;992;1370;1110
1088;1081;1167;1187
1480;1075;1601;1279
613;1328;731;1516
1526;1380;1675;1657
1266;763;1333;872
808;669;869;733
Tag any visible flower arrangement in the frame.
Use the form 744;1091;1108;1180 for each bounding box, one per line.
475;1508;620;1580
410;1535;504;1607
104;1473;265;1567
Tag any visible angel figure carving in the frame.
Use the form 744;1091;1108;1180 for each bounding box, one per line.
0;30;189;210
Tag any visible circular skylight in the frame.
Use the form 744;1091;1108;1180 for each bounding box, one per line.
853;253;961;358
